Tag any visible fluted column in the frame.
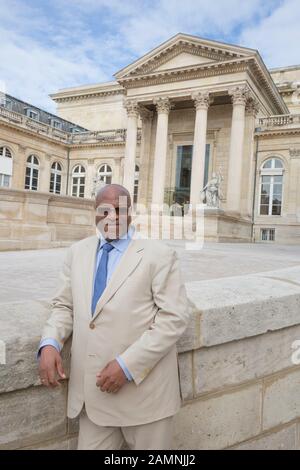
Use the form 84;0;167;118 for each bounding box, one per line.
190;91;211;206
244;98;260;217
151;97;172;206
226;86;249;214
123;99;139;200
138;106;153;206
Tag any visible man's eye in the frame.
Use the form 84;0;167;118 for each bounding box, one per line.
104;211;109;217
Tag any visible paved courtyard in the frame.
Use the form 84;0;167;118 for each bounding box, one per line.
1;241;300;303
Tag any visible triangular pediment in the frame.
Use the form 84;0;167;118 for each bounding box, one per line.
115;33;257;79
152;51;217;72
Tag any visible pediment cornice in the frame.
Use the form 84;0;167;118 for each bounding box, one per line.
126;42;244;77
115;33;255;80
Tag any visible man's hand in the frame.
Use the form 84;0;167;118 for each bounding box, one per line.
96;359;127;393
39;345;66;388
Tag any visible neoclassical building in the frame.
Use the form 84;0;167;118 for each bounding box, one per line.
1;33;300;244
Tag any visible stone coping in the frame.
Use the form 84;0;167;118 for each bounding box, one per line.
1;265;300;394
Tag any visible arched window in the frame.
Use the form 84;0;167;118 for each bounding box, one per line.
98;164;112;184
25;155;39;191
50;162;62;195
72;165;85;198
133;164;139;204
0;146;13;188
259;157;284;216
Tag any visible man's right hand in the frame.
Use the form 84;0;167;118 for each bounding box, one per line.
38;346;66;387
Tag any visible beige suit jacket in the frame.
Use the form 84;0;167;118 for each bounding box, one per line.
41;232;193;426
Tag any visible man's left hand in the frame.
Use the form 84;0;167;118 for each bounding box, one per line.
96;359;127;393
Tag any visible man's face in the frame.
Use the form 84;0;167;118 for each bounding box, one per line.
95;193;131;241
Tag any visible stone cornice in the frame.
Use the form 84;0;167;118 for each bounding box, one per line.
115;33;256;79
117;56;287;115
118;56;249;87
255;127;300;138
51;86;125;103
127;42;243;76
70;141;128;149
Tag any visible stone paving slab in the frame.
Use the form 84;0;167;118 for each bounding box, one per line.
0;241;300;303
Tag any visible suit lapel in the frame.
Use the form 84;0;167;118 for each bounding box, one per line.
92;238;144;321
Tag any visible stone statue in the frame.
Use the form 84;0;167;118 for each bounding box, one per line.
92;176;106;197
201;171;223;208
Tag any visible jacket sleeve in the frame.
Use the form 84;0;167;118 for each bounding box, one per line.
40;247;74;350
119;249;192;385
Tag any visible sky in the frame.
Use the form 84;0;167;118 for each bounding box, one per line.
0;0;299;113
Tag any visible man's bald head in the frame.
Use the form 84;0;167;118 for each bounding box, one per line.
94;184;132;241
95;184;131;209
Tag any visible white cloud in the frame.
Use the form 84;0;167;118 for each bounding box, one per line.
0;0;297;114
240;0;300;67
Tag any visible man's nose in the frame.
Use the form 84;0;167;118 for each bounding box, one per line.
106;212;118;222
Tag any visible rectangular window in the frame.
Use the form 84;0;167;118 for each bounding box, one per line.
70;127;80;133
261;228;275;241
260;175;282;216
50;119;62;129
0;173;10;187
0;99;12;110
25;108;39;120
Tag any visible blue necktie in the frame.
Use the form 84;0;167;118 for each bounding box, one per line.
91;242;114;315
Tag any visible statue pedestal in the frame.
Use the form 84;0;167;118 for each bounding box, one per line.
198;207;253;242
133;207;253;243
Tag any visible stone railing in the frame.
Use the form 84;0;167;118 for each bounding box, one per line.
258;114;300;129
0;106;141;145
0;107;70;143
1;265;300;449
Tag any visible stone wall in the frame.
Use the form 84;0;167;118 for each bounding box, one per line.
0;188;94;251
1;265;300;449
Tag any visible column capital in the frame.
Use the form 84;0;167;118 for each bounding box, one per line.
123;98;139;118
191;91;212;110
229;85;251;106
138;105;153;121
153;96;172;114
245;97;260;117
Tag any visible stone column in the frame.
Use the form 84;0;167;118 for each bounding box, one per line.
151;97;171;206
138;106;153;206
226;86;249;214
123;99;139;201
190;91;211;207
244;99;260;217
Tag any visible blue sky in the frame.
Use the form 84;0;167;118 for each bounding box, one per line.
0;0;299;112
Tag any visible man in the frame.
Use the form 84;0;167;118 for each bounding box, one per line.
38;184;192;450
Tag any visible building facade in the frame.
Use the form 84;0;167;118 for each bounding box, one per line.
1;33;300;244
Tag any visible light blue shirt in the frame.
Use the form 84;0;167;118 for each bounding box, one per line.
38;225;135;381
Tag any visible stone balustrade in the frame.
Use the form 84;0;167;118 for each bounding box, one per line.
0;106;141;146
258;114;300;128
1;265;300;449
0;107;70;143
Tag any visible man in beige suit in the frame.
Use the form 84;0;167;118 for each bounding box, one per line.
38;184;192;450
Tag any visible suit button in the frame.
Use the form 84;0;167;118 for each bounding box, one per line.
89;322;95;329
